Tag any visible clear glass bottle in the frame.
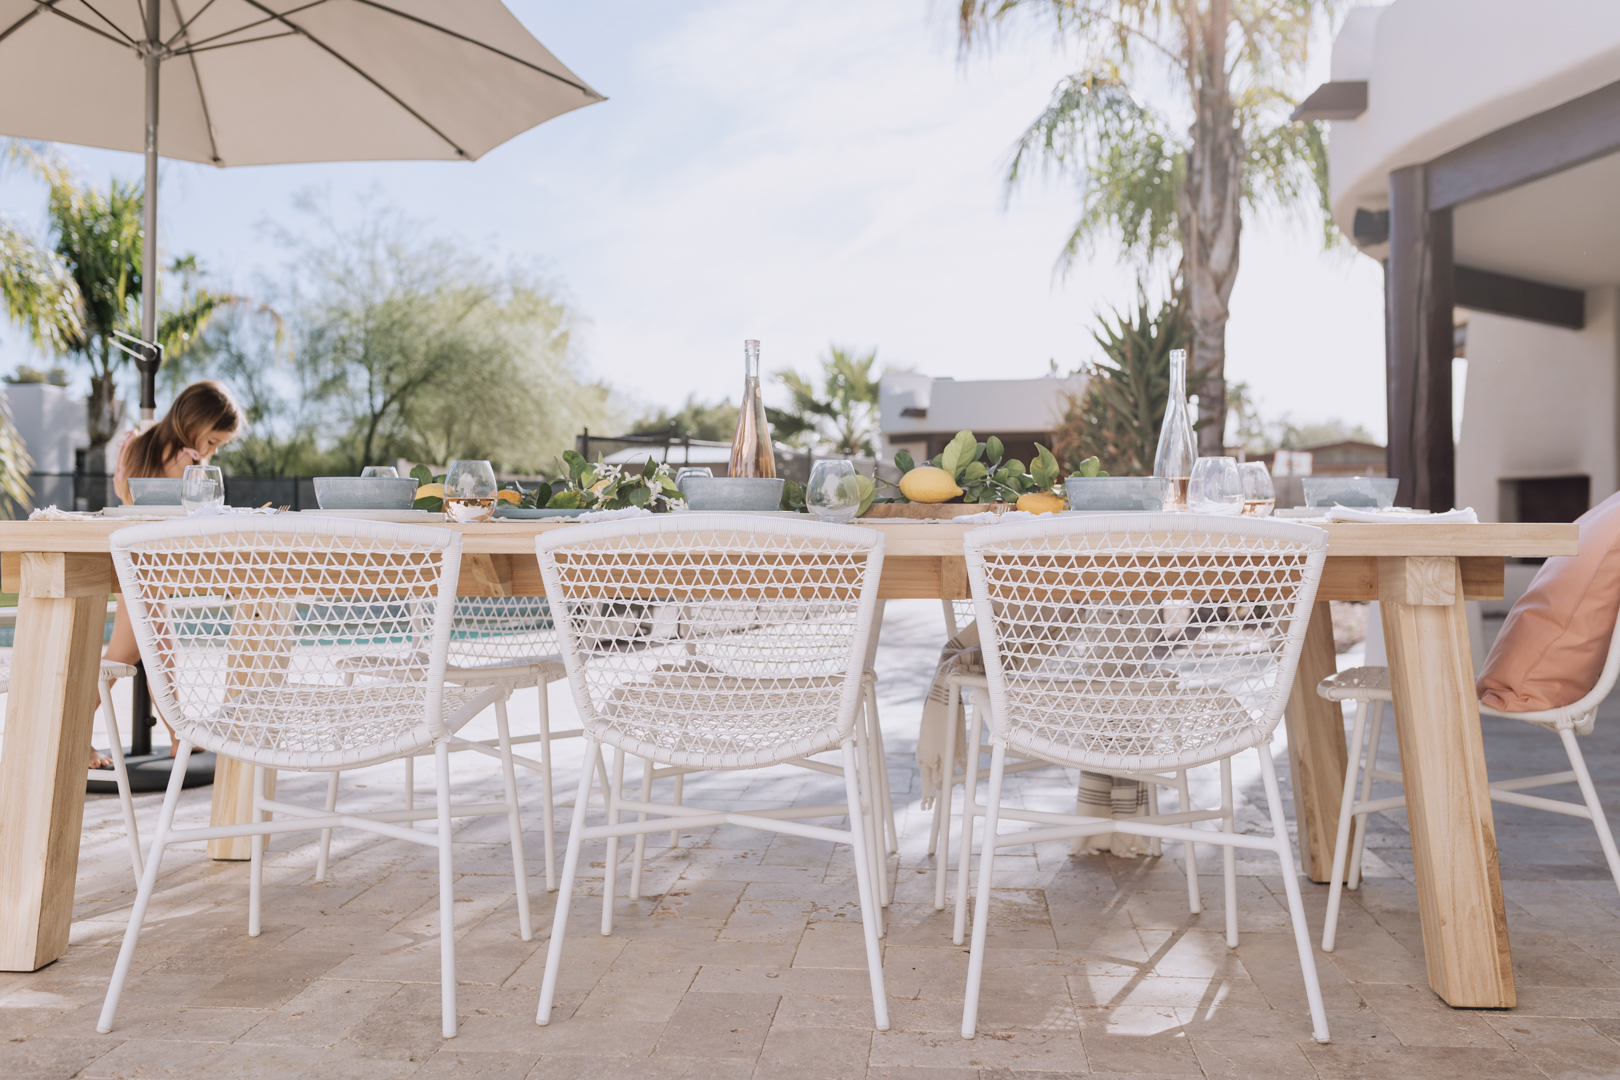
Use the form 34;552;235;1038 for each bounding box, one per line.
1154;348;1198;509
728;339;776;478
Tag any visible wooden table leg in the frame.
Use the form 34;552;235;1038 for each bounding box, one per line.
1282;600;1347;882
0;554;114;970
1380;556;1514;1007
210;598;289;860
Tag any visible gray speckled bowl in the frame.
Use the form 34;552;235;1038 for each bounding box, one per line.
128;478;184;505
313;476;420;510
1064;476;1172;512
681;476;787;512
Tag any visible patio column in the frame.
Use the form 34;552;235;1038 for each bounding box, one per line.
1386;165;1456;511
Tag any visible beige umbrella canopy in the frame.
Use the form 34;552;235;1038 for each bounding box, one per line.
0;0;603;415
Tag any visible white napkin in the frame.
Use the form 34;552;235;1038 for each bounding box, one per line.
186;505;278;517
29;506;101;521
952;510;1039;523
577;507;654;523
1324;506;1478;524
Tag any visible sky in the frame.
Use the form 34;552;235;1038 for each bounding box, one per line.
0;0;1388;440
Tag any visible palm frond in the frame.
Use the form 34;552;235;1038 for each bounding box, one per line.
0;219;83;350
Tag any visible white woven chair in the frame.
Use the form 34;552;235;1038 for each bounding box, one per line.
533;515;892;1030
0;656;144;881
1317;614;1620;951
96;516;528;1039
316;596;577;889
957;514;1331;1042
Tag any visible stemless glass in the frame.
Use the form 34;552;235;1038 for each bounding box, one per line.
444;460;497;522
360;465;398;479
806;460;861;521
1187;457;1243;515
1239;461;1276;517
181;465;225;515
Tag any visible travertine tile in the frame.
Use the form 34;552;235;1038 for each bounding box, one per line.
653;991;778;1060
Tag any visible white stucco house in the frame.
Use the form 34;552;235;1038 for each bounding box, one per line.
1315;1;1620;548
1;381;92;512
878;373;1083;468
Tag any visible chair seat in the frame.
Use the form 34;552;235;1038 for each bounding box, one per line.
598;672;848;769
188;682;506;772
447;658;566;688
1319;664;1594;734
0;657;137;695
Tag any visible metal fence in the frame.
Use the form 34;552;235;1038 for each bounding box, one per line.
13;473;324;518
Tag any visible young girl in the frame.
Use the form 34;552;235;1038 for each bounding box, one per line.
104;381;244;757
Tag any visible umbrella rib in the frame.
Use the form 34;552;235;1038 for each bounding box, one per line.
0;5;46;46
168;0;223;166
28;0;136;50
171;29;297;56
238;0;470;158
165;0;220;48
73;0;139;46
347;0;601;99
170;0;328;52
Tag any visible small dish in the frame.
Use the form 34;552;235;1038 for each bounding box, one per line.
493;507;587;520
1300;476;1399;509
313;476;420;511
127;478;183;505
1063;476;1172;512
681;476;787;512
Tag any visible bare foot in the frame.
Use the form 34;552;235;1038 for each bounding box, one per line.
89;750;113;770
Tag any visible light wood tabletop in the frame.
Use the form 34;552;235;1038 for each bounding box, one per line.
0;515;1579;1011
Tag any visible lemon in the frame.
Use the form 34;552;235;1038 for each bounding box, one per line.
415;483;445;500
1017;491;1066;515
898;466;963;503
495;489;522;504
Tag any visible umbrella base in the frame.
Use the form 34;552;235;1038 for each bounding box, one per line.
88;750;216;794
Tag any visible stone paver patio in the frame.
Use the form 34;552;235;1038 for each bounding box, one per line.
1;600;1617;1079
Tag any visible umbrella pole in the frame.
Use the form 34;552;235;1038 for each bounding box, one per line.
138;5;161;424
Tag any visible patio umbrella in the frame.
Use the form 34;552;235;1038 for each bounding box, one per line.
0;0;603;419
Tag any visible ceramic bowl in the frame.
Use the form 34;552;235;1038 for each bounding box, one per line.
493;507;587;519
1300;476;1399;509
313;476;420;511
127;478;184;505
680;476;787;512
1063;476;1172;512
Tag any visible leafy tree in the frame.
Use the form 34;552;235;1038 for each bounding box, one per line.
959;0;1337;454
771;344;885;456
1052;286;1192;476
631;396;740;442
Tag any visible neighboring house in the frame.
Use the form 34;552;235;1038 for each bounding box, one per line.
1247;440;1388;478
878;373;1083;468
1;382;94;512
1313;1;1620;532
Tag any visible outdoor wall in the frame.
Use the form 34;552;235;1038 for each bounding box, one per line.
1456;287;1619;524
1328;0;1620;233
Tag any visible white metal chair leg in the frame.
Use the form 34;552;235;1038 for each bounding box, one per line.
961;741;1008;1040
933;677;962;910
494;701;532;941
666;773;684;849
1145;780;1162;857
601;747;624;936
537;683;558;891
1259;745;1330;1043
98;676;143;881
435;741;458;1039
1220;756;1238;948
537;738;600;1025
1560;727;1620;897
315;772;340;882
1322;700;1370;951
865;678;898;854
1178;770;1200;914
249;766;266;937
953;703;986;945
1347;702;1384;892
853;708;889;917
630;756;652;900
99;742;192;1034
840;741;890;1030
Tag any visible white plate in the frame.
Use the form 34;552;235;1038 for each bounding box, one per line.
299;509;447;522
102;505;185;517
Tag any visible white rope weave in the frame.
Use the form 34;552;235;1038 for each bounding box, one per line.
965;514;1328;773
109;516;485;771
538;515;885;770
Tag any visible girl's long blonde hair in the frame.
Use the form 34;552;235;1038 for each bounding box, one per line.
122;381;243;479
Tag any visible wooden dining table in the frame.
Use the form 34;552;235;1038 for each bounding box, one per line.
0;515;1577;1010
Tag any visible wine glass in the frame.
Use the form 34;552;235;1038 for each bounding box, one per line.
1187;457;1243;515
444;460;497;522
1239;461;1275;517
361;465;398;478
806;460;861;521
181;465;225;515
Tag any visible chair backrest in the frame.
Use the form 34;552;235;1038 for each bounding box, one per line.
447;596;559;670
110;516;463;768
536;514;884;766
963;513;1329;772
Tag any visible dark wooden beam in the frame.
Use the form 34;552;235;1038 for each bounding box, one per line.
1387;165;1456;512
1290;81;1368;122
1428;78;1620;211
1455;266;1585;329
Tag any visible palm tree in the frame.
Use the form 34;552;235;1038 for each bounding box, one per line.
959;0;1336;453
773;345;885;457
